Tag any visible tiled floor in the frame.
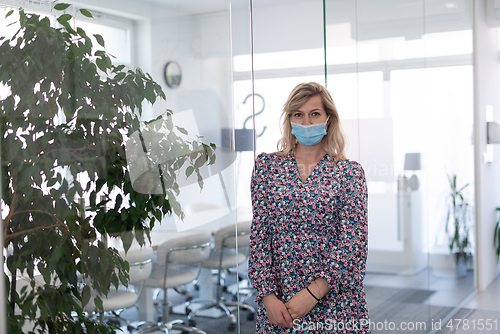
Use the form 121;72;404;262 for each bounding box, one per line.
366;269;500;334
432;276;500;334
462;276;500;312
365;268;475;308
364;269;477;333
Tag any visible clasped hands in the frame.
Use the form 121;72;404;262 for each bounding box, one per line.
262;288;319;328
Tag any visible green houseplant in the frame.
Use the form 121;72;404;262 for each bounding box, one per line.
1;4;215;333
445;174;473;274
494;207;500;263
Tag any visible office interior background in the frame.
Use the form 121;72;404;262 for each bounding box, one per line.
1;0;500;333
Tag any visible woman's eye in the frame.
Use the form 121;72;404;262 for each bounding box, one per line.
293;113;302;117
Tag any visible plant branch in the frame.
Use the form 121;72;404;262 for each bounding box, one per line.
4;209;66;243
3;193;19;243
4;223;66;243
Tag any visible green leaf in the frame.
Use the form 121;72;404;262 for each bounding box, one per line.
57;14;72;23
93;296;103;312
110;274;119;289
39;300;49;321
122;232;133;252
54;3;71;10
81;285;91;307
114;72;126;81
495;222;500;244
93;34;104;47
154;208;162;222
185;166;194;178
96;58;108;73
120;210;128;221
76;27;87;38
176;126;188;135
113;64;126;73
197;172;204;191
80;9;93;18
6;143;20;162
6;9;13;18
194;154;208;169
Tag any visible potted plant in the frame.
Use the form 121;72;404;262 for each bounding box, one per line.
494;207;500;263
1;5;215;333
445;174;473;276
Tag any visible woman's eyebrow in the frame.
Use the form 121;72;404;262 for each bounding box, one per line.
297;108;322;113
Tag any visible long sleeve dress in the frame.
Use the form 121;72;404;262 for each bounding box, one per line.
248;152;370;334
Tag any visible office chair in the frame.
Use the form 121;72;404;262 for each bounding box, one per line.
186;221;255;332
135;231;212;334
84;245;153;331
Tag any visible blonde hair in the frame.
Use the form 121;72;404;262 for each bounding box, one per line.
277;82;347;163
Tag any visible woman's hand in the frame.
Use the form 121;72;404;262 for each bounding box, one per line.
262;293;294;328
284;288;318;320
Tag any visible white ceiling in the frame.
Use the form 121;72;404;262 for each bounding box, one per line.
133;0;307;16
136;0;229;15
75;0;470;39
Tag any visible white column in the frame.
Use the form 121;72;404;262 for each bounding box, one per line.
473;0;500;291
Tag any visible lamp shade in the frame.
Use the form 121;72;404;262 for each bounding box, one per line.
404;153;421;171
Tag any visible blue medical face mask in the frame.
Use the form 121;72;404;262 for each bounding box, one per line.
291;119;328;146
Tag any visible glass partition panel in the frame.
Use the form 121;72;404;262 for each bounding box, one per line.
326;0;475;332
1;0;250;333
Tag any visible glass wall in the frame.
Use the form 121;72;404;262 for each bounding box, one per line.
239;0;476;333
337;0;475;332
1;0;478;333
1;0;253;333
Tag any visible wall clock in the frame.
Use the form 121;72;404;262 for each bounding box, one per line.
164;61;182;88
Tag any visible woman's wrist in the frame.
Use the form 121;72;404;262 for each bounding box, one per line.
313;280;321;298
261;292;277;303
309;278;330;299
305;286;320;302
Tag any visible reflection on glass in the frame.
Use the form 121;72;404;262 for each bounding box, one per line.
163;61;182;88
76;18;132;65
1;0;247;332
0;5;198;333
1;0;479;332
328;0;474;332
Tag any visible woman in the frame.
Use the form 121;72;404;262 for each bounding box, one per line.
248;82;370;333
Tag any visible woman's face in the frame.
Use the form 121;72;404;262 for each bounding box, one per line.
290;95;329;125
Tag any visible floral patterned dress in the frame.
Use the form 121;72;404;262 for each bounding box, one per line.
248;152;370;333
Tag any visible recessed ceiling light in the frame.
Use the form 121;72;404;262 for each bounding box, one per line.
445;3;458;9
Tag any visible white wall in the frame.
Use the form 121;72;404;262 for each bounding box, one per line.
75;0;235;150
473;0;500;291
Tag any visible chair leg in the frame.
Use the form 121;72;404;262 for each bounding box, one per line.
186;265;250;326
135;287;208;334
224;301;256;314
134;324;170;334
217;302;237;323
172;322;207;333
136;322;207;334
186;302;218;320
